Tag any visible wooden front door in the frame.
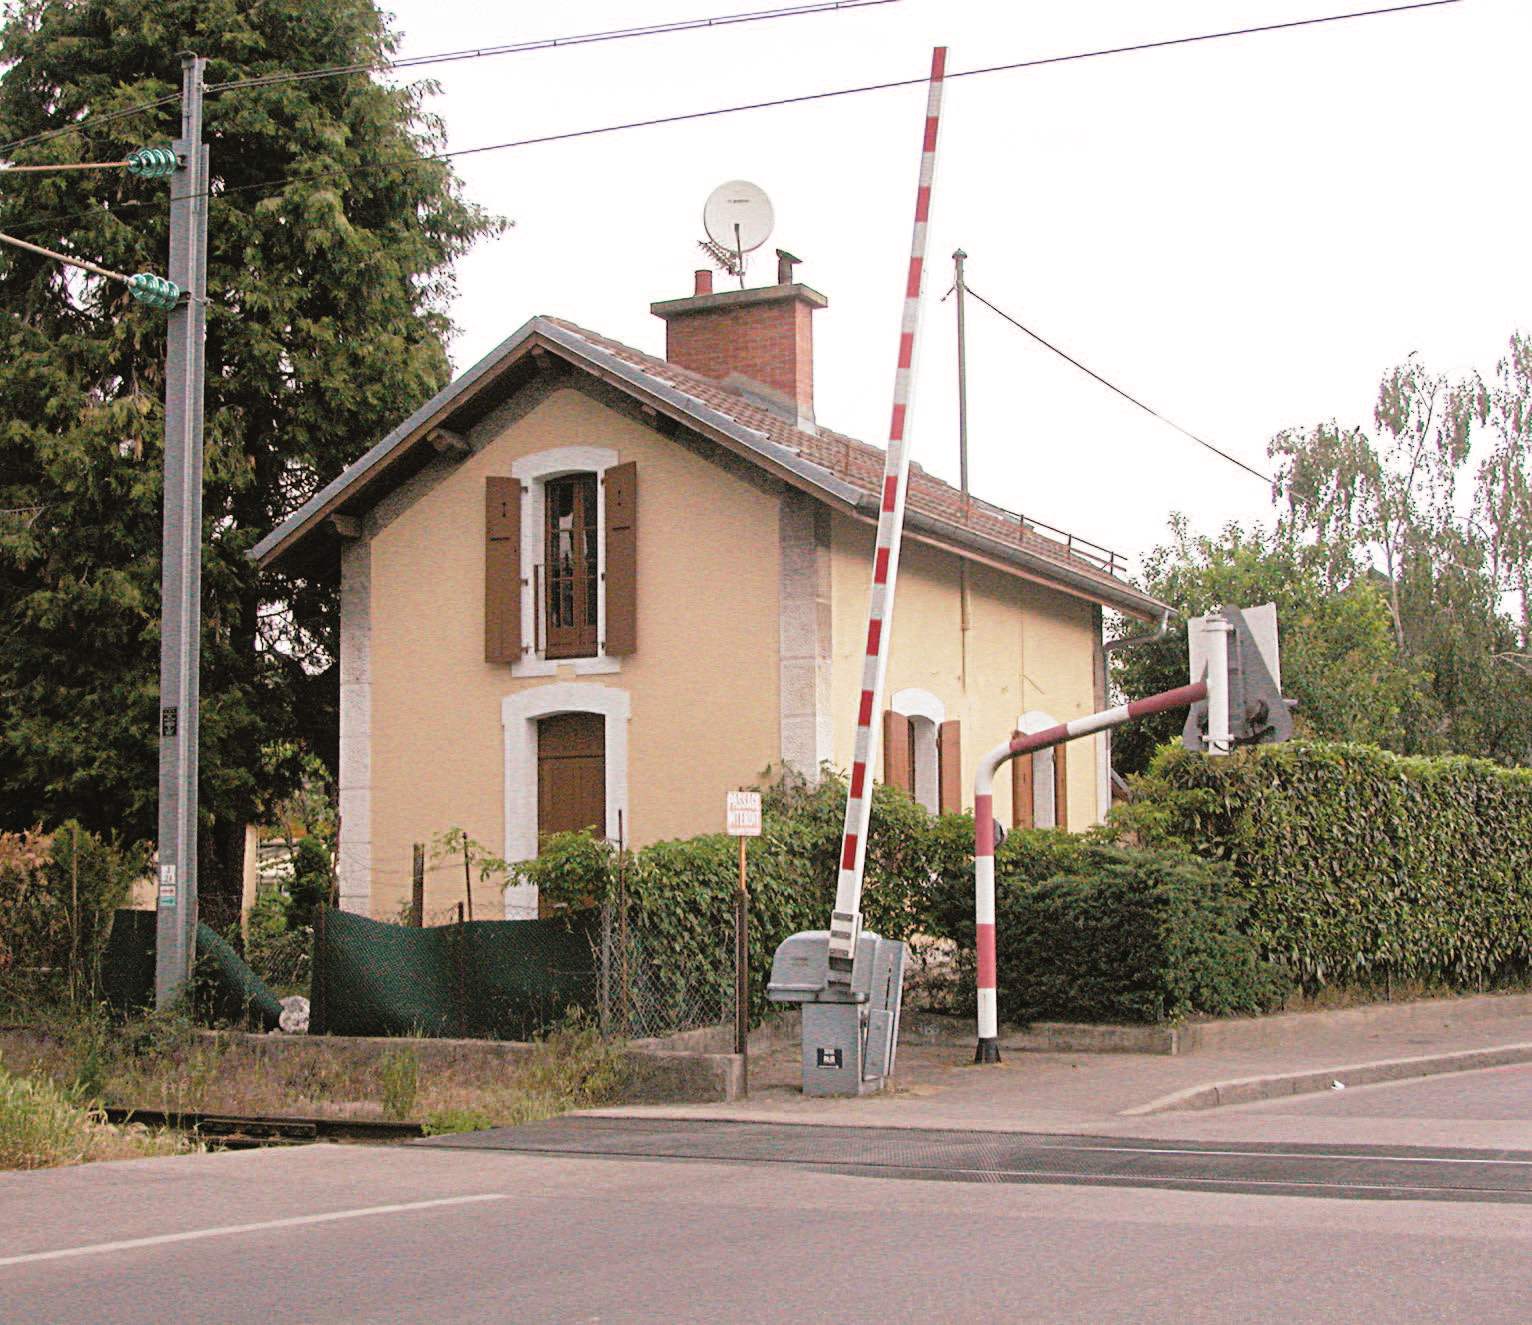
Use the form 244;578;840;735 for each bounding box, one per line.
537;712;606;847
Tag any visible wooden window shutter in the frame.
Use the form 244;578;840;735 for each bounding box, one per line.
604;462;638;655
1053;742;1069;831
937;719;962;815
484;477;521;663
1011;743;1035;830
882;710;912;792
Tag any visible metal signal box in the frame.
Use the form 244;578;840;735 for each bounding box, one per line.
767;930;906;1097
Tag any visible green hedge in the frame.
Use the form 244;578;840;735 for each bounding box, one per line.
522;773;940;1025
1126;741;1532;991
516;772;1287;1026
996;846;1289;1023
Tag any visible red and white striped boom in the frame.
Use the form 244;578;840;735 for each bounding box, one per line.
827;47;948;981
971;680;1209;1059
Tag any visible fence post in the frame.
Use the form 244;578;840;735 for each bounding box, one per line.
411;844;424;927
454;901;467;1037
312;904;326;1036
616;809;629;1037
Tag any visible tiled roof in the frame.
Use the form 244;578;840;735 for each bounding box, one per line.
545;317;1141;605
253;311;1163;617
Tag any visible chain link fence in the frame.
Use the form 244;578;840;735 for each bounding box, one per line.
594;903;733;1042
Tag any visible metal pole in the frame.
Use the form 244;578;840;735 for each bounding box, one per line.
155;54;208;1009
953;249;972;680
735;834;749;1089
953;249;970;514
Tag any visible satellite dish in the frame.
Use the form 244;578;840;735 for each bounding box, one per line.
703;180;774;256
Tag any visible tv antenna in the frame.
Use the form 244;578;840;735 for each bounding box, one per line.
701;180;773;289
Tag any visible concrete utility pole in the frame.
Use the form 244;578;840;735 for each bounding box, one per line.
155;54;210;1008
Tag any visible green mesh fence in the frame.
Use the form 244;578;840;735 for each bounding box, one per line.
309;907;597;1040
98;909;283;1030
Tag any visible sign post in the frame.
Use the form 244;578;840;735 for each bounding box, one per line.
725;791;762;1092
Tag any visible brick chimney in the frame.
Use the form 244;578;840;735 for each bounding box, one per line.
650;264;828;429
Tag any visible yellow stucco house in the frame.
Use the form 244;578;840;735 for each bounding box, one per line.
254;269;1165;920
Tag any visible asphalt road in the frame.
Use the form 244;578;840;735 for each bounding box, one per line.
1235;1063;1532;1120
4;1140;1531;1324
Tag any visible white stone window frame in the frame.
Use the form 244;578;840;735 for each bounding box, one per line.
501;682;630;919
890;687;945;815
510;445;622;677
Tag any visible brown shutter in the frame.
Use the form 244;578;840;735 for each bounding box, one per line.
484;477;520;663
1011;743;1035;830
604;462;637;655
882;710;912;792
938;719;962;815
1053;742;1069;832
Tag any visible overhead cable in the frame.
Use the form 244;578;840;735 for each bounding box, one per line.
206;1;900;93
0;0;1464;244
964;285;1275;485
0;0;896;156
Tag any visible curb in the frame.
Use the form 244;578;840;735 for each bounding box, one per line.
1121;1041;1532;1115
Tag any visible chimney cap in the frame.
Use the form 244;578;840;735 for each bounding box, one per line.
650;282;827;321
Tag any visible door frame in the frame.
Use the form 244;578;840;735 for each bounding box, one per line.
502;682;630;919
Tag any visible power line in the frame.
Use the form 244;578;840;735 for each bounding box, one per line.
0;1;1465;256
0;0;895;157
156;0;1467;221
205;1;898;93
964;284;1276;485
0;94;181;160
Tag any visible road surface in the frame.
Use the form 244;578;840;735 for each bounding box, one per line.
2;1124;1529;1324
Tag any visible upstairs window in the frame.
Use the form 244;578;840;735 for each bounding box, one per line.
544;473;599;658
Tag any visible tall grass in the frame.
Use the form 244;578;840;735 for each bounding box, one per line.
0;1062;189;1170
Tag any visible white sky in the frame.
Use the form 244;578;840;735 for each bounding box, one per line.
380;0;1528;571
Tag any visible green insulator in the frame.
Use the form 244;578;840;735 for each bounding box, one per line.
126;145;178;179
128;273;180;311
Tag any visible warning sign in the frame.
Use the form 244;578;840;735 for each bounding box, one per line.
725;791;762;837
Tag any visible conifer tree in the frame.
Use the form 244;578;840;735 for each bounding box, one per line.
0;0;499;924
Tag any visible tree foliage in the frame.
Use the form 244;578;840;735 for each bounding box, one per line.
1118;336;1532;773
1111;517;1426;776
0;0;500;924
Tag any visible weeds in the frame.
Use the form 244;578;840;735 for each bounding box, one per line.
421;1107;494;1135
378;1048;420;1120
0;1061;192;1170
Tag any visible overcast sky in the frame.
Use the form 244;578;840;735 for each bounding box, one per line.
379;0;1526;573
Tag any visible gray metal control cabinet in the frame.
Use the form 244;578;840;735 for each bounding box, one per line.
766;930;906;1097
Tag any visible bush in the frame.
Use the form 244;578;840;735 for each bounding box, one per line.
0;824;144;1006
243;892;311;995
996;846;1290;1024
1123;741;1532;993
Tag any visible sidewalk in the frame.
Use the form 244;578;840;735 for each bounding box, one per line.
592;994;1532;1150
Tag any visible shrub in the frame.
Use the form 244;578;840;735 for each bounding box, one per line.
243;891;312;994
996;846;1291;1024
1124;741;1532;992
0;824;143;1006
